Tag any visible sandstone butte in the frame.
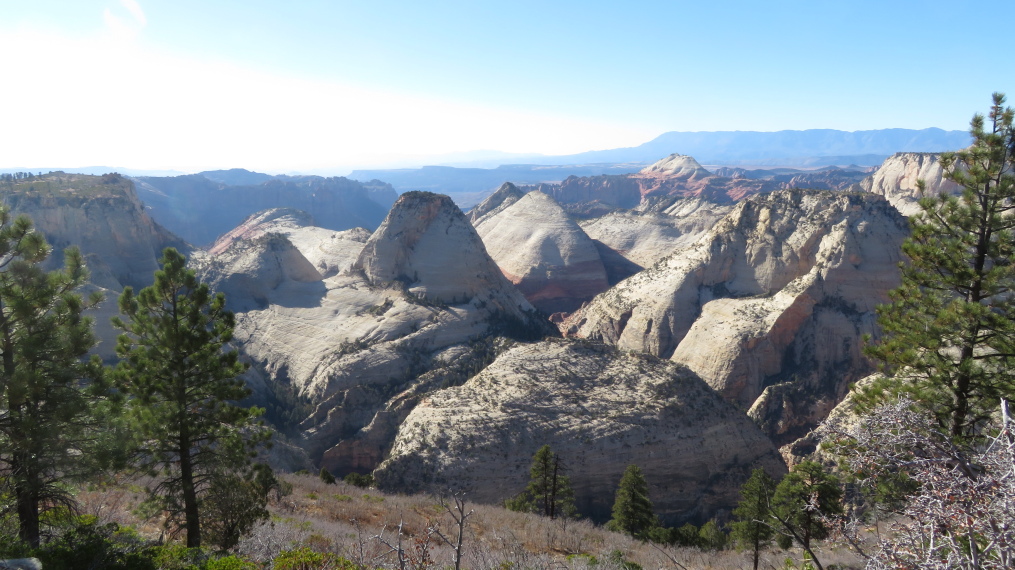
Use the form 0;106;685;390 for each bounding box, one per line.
471;186;610;315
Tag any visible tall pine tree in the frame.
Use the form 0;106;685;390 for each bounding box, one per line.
770;461;841;570
606;464;657;539
0;208;110;547
730;468;777;570
113;247;270;548
505;445;577;519
863;93;1015;439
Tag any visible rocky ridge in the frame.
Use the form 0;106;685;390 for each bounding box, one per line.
561;189;909;445
375;339;786;524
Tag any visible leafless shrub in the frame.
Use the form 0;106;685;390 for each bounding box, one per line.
828;397;1015;569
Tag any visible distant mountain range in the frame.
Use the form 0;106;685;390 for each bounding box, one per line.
545;127;970;166
348;128;970;205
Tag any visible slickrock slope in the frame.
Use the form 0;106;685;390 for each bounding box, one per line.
1;172;185;291
207;208;371;278
561;190;908;445
580;198;735;275
855;152;960;216
197;192;552;473
374;339;786;524
472;190;610;314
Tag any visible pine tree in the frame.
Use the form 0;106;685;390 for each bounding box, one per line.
0;208;110;547
505;444;577;519
113;247;270;548
730;468;777;570
606;464;657;539
770;461;841;570
862;93;1015;439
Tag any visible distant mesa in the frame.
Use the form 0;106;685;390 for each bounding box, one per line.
133;173;397;246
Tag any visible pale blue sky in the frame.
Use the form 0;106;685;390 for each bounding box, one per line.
2;0;1012;172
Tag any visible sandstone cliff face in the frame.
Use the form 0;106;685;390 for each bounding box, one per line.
561;189;908;444
374;339;786;524
472;191;610;314
197;194;551;473
856;152;960;216
1;173;184;291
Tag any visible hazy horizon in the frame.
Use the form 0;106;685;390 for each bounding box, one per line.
2;1;1012;173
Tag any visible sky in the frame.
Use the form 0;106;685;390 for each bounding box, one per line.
2;0;1013;174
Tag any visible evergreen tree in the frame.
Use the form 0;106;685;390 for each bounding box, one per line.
505;444;577;519
113;247;270;548
730;468;777;570
770;461;841;570
606;464;657;539
697;519;728;551
862;93;1015;439
0;208;111;547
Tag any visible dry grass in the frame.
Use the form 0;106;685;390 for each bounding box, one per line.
63;472;863;569
230;473;864;570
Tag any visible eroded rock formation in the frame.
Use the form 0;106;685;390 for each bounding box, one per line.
374;339;786;524
195;191;552;473
855;152;960;216
561;189;908;445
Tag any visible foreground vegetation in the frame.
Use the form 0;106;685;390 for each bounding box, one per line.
1;473;865;569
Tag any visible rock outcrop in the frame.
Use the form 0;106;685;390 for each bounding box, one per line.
472;190;610;314
1;172;184;291
197;192;552;474
374;339;786;524
561;189;909;445
855;152;960;216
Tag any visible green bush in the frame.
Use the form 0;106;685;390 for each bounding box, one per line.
343;472;374;488
272;547;359;570
31;518;157;570
205;555;259;570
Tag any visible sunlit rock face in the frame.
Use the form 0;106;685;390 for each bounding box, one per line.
375;339;786;524
561;189;909;445
855;152;961;216
472;190;610;314
195;192;551;474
